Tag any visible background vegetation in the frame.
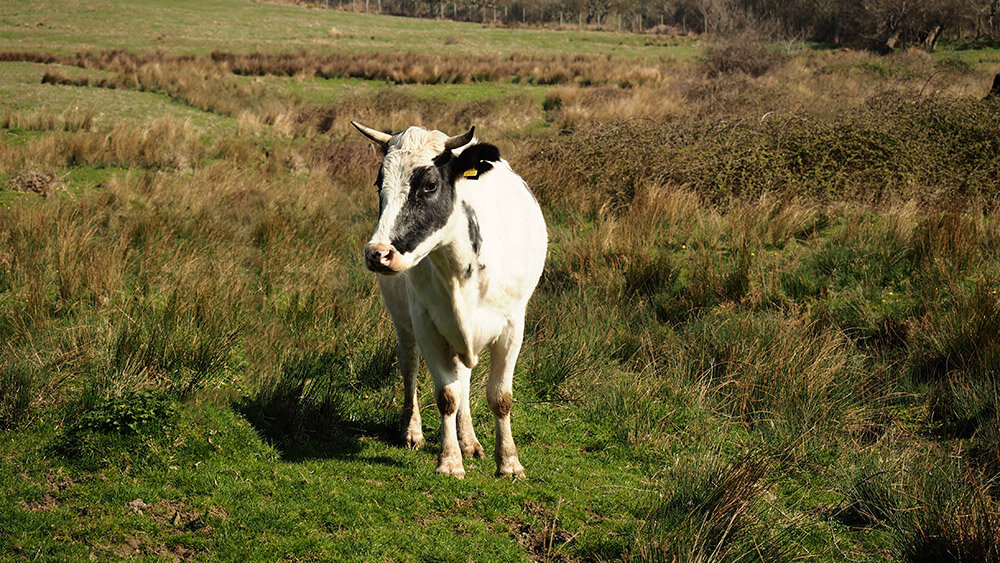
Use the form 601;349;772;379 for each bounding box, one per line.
315;0;1000;52
1;0;999;560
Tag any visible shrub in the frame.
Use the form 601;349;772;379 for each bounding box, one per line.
53;390;177;464
702;36;787;78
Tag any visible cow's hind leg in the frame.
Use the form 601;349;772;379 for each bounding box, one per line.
457;376;485;459
488;316;527;479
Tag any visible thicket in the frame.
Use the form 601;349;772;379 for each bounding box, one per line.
317;0;1000;51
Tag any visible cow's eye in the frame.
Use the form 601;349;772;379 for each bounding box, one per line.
421;180;437;194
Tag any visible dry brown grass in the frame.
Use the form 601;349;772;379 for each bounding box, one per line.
5;48;672;91
2;107;96;133
544;83;688;128
0;117;201;171
212;49;668;86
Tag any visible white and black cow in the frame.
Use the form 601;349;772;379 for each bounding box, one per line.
352;121;547;478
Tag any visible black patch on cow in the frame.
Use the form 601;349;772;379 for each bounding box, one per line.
462;201;481;255
464;264;473;279
389;164;455;255
383;143;501;256
374;167;386;219
449;143;500;182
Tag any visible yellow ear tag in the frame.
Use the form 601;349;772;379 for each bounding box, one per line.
463;168;478;178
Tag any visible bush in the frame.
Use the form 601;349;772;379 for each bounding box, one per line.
53;391;177;465
702;36;787;78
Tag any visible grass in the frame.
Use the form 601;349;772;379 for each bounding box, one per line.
2;2;1000;561
0;0;702;60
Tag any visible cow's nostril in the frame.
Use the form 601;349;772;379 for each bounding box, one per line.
365;244;395;271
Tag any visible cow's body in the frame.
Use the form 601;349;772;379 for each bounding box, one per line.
353;122;546;478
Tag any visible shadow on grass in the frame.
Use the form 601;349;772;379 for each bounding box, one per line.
236;349;399;463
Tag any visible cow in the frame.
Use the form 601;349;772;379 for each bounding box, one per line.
351;121;547;479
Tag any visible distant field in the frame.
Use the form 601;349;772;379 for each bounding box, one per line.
2;1;1000;561
0;0;701;59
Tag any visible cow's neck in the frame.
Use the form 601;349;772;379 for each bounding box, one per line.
419;222;483;368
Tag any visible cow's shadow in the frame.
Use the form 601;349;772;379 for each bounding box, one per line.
236;349;401;465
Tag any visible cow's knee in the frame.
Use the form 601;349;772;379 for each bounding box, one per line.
437;387;458;416
488;391;513;418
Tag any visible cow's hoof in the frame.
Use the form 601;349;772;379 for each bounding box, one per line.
402;428;425;450
462;441;486;460
435;459;466;479
495;458;526;480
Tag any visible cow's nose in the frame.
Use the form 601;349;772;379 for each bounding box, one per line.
365;243;395;270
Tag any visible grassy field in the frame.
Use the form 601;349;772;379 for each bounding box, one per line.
2;0;1000;561
0;0;700;59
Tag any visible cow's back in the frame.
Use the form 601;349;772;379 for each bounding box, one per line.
458;159;547;312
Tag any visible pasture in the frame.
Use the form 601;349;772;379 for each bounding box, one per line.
2;0;1000;560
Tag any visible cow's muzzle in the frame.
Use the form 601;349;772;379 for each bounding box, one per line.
364;242;401;275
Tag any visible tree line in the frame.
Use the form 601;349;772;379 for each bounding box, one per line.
322;0;1000;51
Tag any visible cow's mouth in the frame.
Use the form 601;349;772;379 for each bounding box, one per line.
366;261;400;275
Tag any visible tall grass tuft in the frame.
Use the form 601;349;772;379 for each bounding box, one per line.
638;452;792;562
0;361;35;430
682;312;873;444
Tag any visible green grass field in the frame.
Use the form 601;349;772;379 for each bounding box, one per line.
2;0;1000;561
0;0;701;59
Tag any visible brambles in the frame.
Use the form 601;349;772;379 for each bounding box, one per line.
7;169;61;198
702;35;787;78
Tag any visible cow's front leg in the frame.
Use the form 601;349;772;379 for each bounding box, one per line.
380;276;425;449
415;320;469;478
434;378;466;478
457;373;485;459
398;338;424;449
488;316;527;479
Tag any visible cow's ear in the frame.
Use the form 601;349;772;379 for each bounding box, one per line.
451;143;501;182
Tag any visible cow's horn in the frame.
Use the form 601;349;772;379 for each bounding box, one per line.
351;121;392;147
444;126;475;150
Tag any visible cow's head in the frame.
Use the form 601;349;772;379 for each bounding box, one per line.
352;121;498;275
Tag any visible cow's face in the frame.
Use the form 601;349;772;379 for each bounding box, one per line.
354;124;474;275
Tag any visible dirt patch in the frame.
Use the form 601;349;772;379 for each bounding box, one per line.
44;467;80;493
126;498;148;515
19;493;58;512
493;500;578;562
114;535;143;558
150;499;201;530
109;534;196;561
153;543;196;560
128;498;229;533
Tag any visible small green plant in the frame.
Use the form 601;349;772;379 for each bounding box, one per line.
52;390;177;464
